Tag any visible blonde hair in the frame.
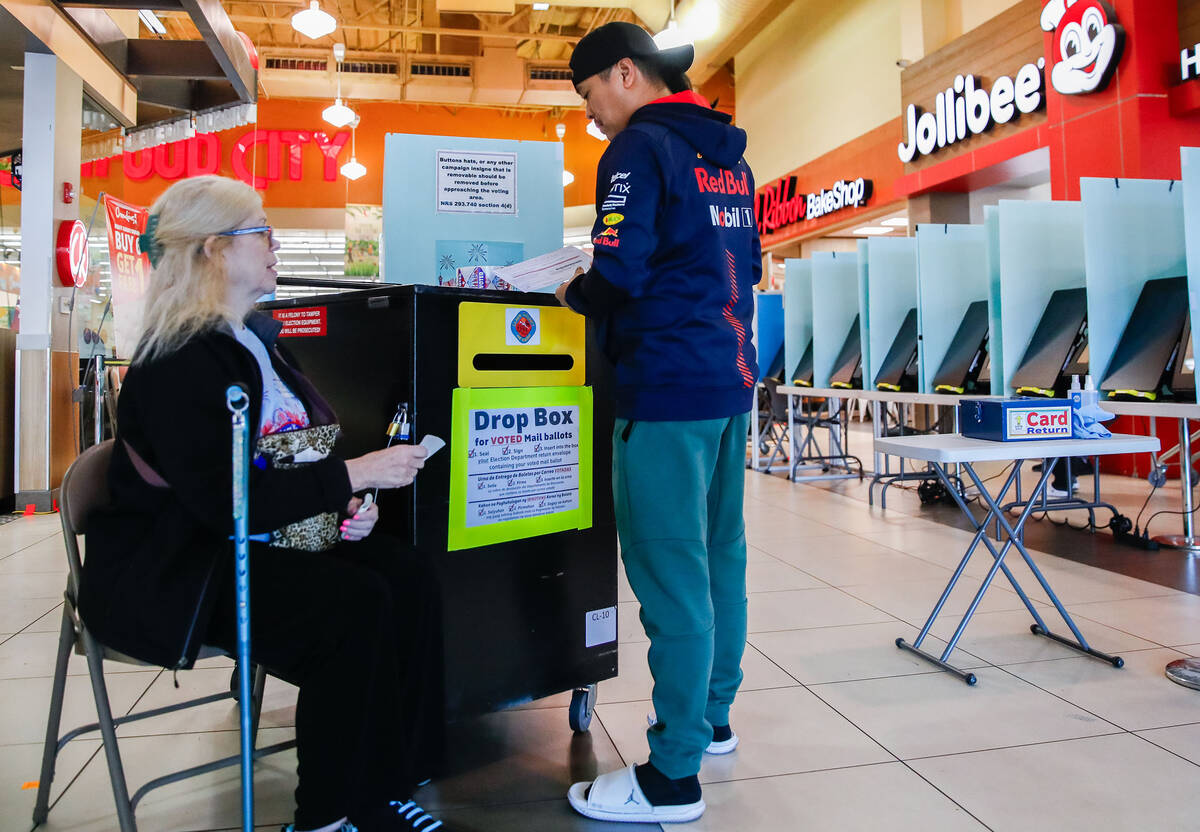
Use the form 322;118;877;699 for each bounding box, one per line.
133;176;264;364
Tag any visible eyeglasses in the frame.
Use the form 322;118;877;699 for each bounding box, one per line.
217;225;274;241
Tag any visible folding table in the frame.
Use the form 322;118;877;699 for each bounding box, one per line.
872;432;1160;685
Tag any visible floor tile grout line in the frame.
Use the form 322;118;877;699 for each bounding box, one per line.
770;661;907;771
0;530;67;564
1134;718;1200;732
894;759;997;832
986;662;1200;762
1127;728;1200;771
1057;608;1178;651
897;728;1131;764
740;636;990;692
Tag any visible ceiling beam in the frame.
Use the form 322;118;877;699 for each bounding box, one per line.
1;0;138;125
179;0;257;101
179;12;584;43
693;0;792;81
127;38;228;78
59;0;184;10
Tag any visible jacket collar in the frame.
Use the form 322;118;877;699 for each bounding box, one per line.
245;311;283;347
217;311;282;347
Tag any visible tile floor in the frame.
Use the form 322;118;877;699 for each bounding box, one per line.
4;466;1200;832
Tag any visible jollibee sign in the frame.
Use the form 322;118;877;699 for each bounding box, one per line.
1040;0;1125;95
898;62;1046;162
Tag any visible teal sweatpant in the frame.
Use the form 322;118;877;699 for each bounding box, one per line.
612;412;750;780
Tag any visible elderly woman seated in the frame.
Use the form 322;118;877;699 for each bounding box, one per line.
79;175;446;832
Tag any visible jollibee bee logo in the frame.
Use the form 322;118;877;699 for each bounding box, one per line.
1040;0;1125;95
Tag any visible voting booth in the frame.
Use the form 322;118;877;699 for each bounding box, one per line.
262;285;617;726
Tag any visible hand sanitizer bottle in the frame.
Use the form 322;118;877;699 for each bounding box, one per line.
1069;375;1083;411
1082;375;1099;410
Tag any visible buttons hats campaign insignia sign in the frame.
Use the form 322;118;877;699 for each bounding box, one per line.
56;219;89;287
507;309;540;345
1041;0;1125;95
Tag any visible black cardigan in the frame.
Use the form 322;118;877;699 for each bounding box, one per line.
79;313;353;669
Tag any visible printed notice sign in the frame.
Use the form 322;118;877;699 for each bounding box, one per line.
449;386;593;551
436;150;518;216
1006;406;1071;439
273;307;327;337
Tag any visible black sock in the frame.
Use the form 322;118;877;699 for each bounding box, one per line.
634;762;701;806
711;724;732;743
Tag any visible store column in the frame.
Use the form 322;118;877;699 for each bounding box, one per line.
17;53;82;511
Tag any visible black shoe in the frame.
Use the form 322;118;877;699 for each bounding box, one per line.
356;801;444;831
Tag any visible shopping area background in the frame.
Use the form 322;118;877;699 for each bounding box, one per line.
1;0;1200;830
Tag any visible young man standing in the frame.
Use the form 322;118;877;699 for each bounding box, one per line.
557;21;761;825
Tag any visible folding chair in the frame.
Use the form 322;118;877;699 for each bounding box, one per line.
33;439;295;831
750;380;792;473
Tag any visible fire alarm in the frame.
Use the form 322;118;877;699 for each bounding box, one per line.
62;182;75;204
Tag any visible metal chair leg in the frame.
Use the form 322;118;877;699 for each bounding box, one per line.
32;607;76;825
82;631;137;832
250;664;267;740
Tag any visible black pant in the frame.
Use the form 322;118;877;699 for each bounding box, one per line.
205;533;445;828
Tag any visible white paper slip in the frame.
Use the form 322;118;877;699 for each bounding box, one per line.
419;434;446;457
492;246;592;293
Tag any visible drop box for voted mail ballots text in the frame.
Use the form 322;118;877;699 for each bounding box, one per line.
260;285;617;718
958;398;1073;442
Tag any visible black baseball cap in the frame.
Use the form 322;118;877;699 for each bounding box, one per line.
570;21;694;87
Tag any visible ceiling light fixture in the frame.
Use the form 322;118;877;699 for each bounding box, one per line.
852;226;893;236
683;0;719;41
323;44;357;128
881;216;909;227
532;2;550;9
323;99;356;128
562;170;575;187
341;117;366;180
586;120;606;141
138;9;167;36
292;1;337;40
653;19;690;50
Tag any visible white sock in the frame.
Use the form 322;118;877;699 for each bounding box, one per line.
296;818;348;832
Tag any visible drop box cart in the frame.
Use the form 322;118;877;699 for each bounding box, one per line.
260;284;618;731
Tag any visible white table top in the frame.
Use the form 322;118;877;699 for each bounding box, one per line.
776;386;1200;419
777;386;968;406
872;433;1161;463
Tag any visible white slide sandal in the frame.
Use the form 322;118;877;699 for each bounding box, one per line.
567;764;705;824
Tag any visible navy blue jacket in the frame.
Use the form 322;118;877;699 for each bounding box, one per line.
565;93;761;421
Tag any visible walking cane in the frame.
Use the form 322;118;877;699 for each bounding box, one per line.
227;384;254;832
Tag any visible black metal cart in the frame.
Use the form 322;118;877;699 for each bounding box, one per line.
260;284;618;730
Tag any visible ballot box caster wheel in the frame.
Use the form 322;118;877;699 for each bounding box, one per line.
1112;656;1125;669
964;673;978;686
569;684;597;733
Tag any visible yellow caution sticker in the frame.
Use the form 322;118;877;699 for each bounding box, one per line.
1016;386;1055;397
935;384;965;394
1109;389;1157;401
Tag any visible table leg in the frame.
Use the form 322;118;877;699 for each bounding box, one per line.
1154;417;1200;552
897;458;1124;685
963;463;1124;669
